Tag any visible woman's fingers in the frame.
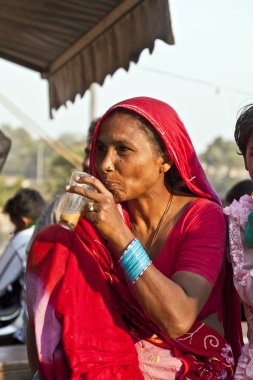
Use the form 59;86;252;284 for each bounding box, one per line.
74;175;107;194
66;184;114;205
66;175;113;203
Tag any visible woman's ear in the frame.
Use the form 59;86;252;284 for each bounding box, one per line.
160;154;173;173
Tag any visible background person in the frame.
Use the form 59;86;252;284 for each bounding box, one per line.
26;97;242;379
0;188;45;345
224;104;253;379
224;179;253;206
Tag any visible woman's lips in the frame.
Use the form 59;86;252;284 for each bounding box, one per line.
104;181;120;191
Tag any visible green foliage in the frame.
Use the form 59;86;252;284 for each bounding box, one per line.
200;137;242;168
0;177;23;208
1;124;38;178
42;154;76;199
0;124;84;204
199;136;247;200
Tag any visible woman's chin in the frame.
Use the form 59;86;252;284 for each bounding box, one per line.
111;191;125;203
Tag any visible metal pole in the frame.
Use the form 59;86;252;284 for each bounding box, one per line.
90;83;97;122
36;140;44;184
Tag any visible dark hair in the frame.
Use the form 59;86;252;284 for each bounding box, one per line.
4;188;46;222
235;104;253;156
83;118;100;171
107;108;185;190
84;118;100;159
225;179;253;205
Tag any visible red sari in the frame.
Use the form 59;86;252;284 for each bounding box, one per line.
26;97;242;379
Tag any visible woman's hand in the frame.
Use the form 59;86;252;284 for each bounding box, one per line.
66;175;133;250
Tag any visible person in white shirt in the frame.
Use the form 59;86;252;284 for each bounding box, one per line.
0;188;45;344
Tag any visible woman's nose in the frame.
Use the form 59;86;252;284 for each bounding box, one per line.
100;151;115;172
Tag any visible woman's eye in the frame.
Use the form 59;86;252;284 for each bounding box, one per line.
97;143;107;152
118;145;130;152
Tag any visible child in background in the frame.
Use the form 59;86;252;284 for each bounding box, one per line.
0;188;45;344
224;104;253;379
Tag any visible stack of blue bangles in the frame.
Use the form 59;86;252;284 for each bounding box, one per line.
119;238;152;285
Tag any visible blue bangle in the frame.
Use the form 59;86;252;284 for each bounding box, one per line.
119;238;152;285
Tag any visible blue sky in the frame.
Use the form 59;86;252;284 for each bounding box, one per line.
1;0;253;153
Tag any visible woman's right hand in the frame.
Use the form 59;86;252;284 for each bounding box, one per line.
66;175;134;252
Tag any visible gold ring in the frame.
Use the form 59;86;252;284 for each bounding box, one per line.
87;202;94;212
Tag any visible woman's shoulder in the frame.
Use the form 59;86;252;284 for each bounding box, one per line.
172;197;226;237
184;197;224;219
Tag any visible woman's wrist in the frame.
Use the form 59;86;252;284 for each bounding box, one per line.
119;238;152;285
107;227;136;257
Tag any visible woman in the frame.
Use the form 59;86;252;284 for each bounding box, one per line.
26;97;242;379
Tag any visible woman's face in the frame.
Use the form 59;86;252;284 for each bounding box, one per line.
245;132;253;180
95;112;166;202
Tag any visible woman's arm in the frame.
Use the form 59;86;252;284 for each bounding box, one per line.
131;267;211;338
107;204;224;338
117;205;224;338
111;206;226;338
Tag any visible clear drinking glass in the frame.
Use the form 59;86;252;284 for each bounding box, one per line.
58;171;96;230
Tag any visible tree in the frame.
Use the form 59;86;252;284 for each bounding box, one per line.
0;124;84;205
199;137;247;200
1;124;38;178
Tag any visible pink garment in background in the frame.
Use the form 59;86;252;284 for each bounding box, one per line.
224;194;253;379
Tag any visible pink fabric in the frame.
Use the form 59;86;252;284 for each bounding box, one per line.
134;339;182;379
224;194;253;379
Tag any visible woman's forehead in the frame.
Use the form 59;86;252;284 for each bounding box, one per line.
98;112;145;134
101;110;140;124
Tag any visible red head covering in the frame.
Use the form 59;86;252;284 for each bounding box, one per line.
89;96;221;205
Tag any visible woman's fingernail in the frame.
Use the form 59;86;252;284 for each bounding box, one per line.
65;185;70;190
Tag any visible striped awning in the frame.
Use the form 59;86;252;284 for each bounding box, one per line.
0;0;174;115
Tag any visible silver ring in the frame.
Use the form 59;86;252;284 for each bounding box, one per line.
87;201;94;212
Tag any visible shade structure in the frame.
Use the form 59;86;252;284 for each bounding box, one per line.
0;0;174;115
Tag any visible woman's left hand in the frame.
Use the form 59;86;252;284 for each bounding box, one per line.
66;175;132;247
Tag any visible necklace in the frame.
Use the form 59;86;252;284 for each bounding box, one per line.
130;192;174;252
